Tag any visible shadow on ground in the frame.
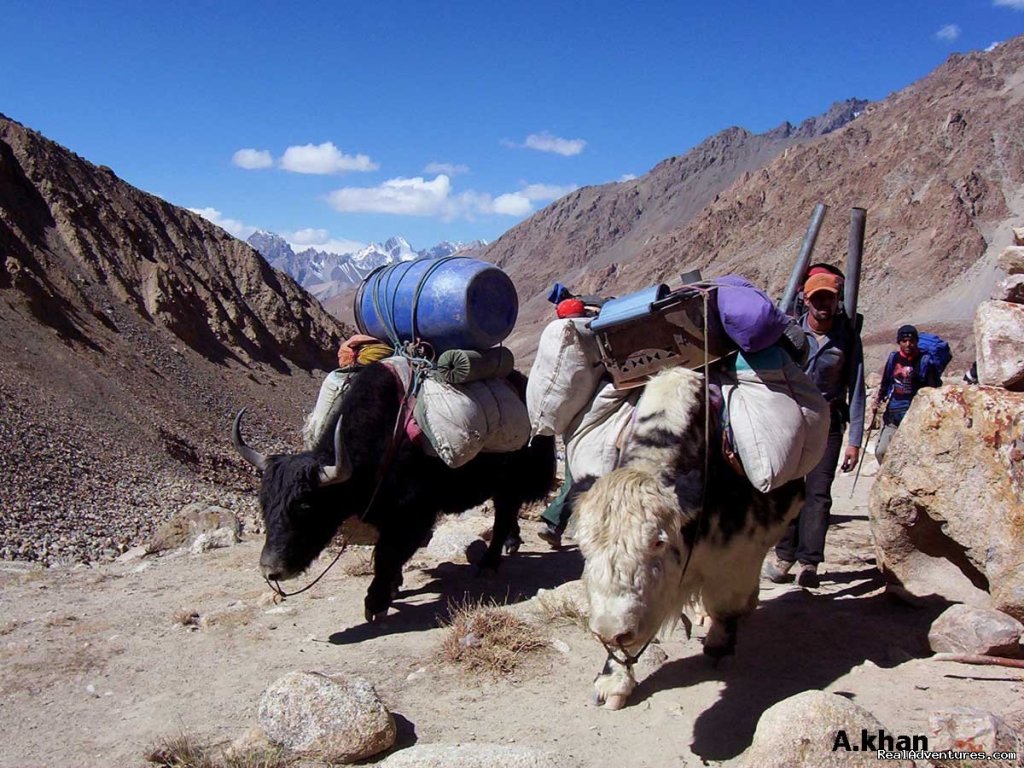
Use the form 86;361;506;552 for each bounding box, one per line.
630;576;951;761
328;544;583;645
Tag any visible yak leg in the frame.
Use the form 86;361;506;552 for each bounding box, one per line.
699;540;764;660
593;656;637;710
365;521;432;622
477;496;519;574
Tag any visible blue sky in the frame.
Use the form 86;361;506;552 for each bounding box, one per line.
3;1;1022;254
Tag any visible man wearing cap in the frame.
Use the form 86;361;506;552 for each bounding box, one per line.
872;324;941;463
764;268;866;589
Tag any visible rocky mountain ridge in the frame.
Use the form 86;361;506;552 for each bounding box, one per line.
0;113;349;563
247;231;484;302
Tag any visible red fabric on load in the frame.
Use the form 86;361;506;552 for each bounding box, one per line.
556;298;586;318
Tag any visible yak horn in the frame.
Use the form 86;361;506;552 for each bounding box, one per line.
232;409;268;471
318;416;352;485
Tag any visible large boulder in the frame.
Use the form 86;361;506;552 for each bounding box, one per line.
975;300;1024;390
869;386;1024;619
740;691;912;767
257;671;396;763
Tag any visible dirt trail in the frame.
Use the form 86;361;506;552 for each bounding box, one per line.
2;464;1021;768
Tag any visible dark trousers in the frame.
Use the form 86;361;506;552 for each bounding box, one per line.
774;422;845;566
540;462;573;530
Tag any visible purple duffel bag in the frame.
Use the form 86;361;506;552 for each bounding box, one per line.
714;275;789;353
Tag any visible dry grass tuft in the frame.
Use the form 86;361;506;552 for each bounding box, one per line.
146;733;291;768
173;609;201;629
342;551;374;577
533;590;589;632
437;597;547;675
146;733;217;768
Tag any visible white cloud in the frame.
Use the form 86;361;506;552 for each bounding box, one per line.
232;148;273;169
325;175;576;221
491;193;534;216
522;131;587;156
935;24;961;41
279;142;379;174
188;207;256;239
985;40;1003;51
285;228;365;255
619;173;638;182
994;0;1024;9
423;161;469;175
327;175;453;216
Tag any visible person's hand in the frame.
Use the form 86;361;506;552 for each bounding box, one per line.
840;445;860;473
869;404;882;431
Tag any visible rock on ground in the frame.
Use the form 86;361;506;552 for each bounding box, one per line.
998;245;1024;275
256;671;395;763
992;274;1024;304
928;605;1024;657
975;300;1024;390
740;690;912;767
869;386;1024;619
929;707;1023;757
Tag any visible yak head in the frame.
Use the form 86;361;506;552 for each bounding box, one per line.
232;409;352;581
576;467;694;659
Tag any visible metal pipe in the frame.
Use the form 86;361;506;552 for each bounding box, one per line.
845;207;866;321
778;202;828;314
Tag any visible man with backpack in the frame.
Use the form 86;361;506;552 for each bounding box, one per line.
872;324;944;463
763;266;866;589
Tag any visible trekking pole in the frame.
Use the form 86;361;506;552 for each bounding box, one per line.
849;403;881;498
849;425;872;499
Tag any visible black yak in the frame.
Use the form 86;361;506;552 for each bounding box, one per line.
232;362;556;622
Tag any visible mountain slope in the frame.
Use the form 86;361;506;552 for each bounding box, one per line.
481;100;866;349
0;114;348;563
491;38;1023;369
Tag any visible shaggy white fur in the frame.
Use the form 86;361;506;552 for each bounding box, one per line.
575;367;801;709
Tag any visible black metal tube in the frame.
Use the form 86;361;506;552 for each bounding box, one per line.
845;207;866;320
779;202;828;314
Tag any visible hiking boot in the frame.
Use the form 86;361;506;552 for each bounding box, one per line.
538;522;564;549
762;556;795;583
796;563;820;589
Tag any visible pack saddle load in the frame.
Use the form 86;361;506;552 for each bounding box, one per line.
526;275;830;492
306;258;530;469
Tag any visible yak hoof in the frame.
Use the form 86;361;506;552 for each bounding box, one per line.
364;606;389;624
503;535;522;555
604;694;628;711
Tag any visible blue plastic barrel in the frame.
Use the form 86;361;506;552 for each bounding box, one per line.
354;256;519;353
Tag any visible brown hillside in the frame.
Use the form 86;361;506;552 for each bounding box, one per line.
0;115;350;564
494;38;1024;372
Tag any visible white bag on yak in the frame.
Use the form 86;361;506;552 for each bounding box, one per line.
303;369;354;449
718;347;830;493
564;379;641;480
303;357;413;449
526;317;606;438
415;377;531;468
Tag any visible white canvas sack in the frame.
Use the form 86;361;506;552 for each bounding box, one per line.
719;348;830;493
564;379;641;480
415;377;531;468
526;317;606;438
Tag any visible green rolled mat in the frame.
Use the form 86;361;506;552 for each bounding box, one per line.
436;347;516;384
